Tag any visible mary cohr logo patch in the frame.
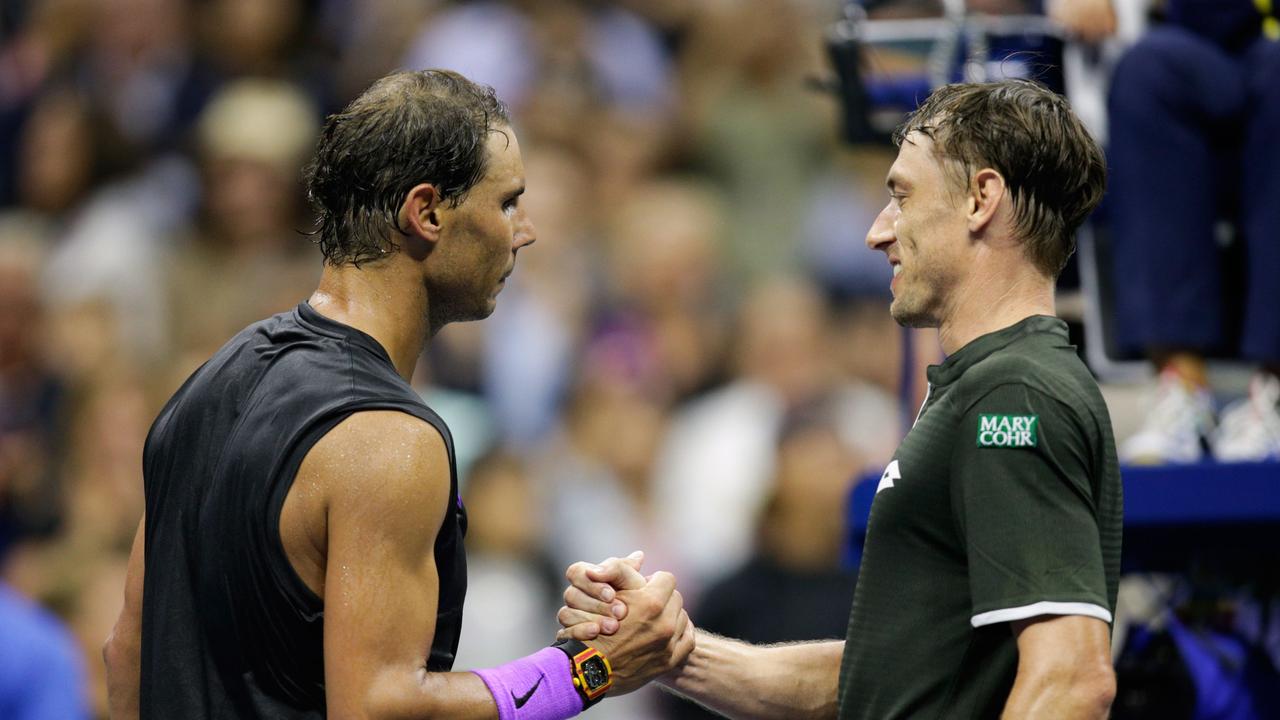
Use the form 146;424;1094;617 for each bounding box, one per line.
977;415;1038;448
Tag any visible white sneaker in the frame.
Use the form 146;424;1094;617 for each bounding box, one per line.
1213;373;1280;462
1120;369;1215;465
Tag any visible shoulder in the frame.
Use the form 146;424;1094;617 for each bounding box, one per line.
961;352;1050;394
304;411;452;525
947;358;1113;461
955;347;1098;419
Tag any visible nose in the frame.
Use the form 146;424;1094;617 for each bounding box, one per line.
513;207;536;249
865;202;895;252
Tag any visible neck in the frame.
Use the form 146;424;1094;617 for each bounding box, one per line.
936;264;1055;355
308;261;430;381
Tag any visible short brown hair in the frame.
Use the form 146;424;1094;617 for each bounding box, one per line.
305;70;510;266
894;79;1106;277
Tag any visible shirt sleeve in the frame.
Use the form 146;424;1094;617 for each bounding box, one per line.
950;382;1112;628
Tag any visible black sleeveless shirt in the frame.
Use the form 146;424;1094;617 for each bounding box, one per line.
140;302;468;719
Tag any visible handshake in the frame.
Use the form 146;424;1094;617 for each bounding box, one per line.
546;550;842;720
554;551;695;696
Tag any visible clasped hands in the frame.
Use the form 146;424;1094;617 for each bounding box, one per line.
556;551;695;695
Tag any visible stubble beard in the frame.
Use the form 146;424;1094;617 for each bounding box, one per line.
890;293;937;328
888;267;950;329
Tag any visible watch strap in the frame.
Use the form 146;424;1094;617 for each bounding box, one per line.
551;639;612;708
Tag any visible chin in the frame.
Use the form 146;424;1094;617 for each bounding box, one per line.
435;301;496;328
463;304;497;323
890;298;937;329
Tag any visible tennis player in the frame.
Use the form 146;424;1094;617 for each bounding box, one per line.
104;70;693;720
560;78;1121;720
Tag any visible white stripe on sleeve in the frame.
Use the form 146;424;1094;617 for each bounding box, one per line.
970;601;1113;628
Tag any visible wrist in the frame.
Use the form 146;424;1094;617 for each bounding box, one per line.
550;639;613;708
472;647;584;720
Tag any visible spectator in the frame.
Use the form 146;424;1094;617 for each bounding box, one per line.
73;0;218;157
482;145;596;446
663;406;861;719
651;278;898;596
593;177;732;404
452;451;560;671
1098;0;1280;462
165;78;319;370
401;0;675;202
0;580;90;720
31;84;191;370
0;225;67;554
678;0;836;283
534;349;675;720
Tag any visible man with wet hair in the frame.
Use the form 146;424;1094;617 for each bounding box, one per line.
104;69;692;719
562;78;1120;720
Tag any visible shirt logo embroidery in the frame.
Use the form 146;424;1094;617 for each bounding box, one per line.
977;415;1039;448
876;460;900;494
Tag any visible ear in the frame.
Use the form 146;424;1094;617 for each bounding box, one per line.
399;183;442;258
966;168;1006;235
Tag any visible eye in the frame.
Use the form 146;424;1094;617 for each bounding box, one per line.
502;197;519;216
888;191;906;208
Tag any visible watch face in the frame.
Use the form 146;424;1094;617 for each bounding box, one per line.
581;656;609;690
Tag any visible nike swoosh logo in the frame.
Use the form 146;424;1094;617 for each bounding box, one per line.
513;674;544;709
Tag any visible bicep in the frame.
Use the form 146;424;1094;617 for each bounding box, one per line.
1010;614;1114;698
323;491;442;717
1001;616;1115;718
1012;615;1111;666
312;412;491;719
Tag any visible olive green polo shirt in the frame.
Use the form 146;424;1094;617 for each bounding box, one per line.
837;315;1123;719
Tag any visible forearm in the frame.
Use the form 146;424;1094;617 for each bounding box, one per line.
357;646;603;720
661;631;843;720
361;668;498;720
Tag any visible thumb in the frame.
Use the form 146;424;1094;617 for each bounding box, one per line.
611;558;648;591
585;551;648;589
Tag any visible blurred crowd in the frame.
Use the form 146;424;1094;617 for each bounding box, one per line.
0;0;903;716
5;0;1278;716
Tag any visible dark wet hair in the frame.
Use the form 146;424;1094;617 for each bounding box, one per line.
894;78;1107;278
304;70;510;266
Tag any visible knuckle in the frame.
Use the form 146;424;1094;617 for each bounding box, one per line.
639;595;663;617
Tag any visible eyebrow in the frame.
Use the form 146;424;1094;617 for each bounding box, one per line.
505;185;526;200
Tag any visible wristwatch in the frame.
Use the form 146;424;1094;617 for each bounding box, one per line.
551;639;613;708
